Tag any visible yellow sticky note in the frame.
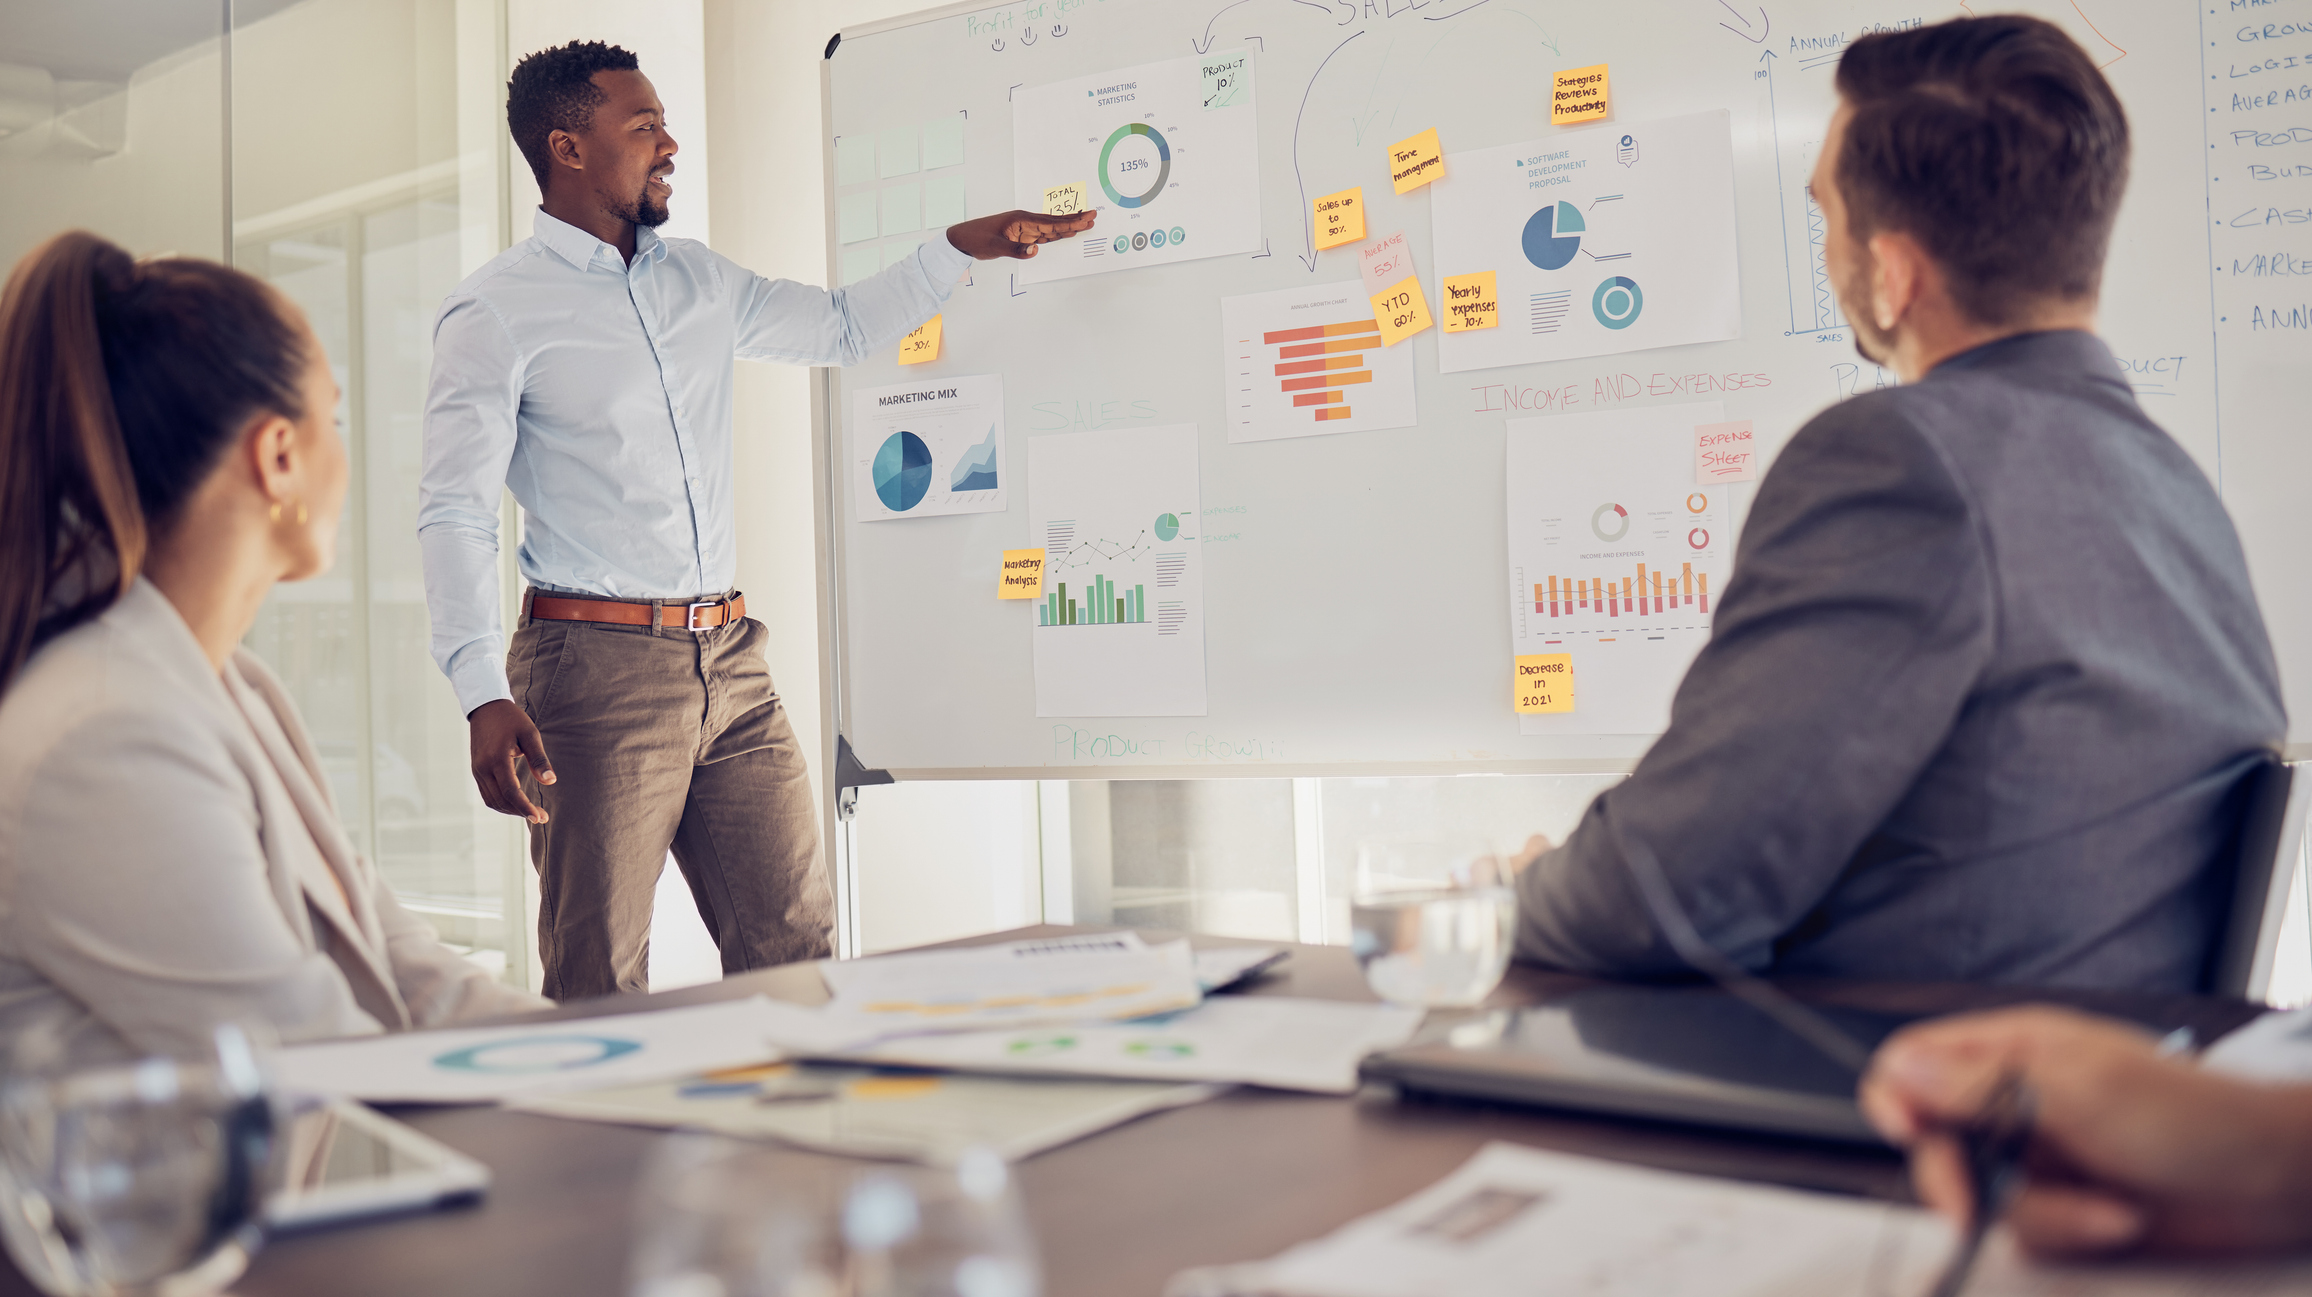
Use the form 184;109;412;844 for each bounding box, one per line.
1313;186;1366;251
998;548;1046;599
897;315;941;365
1369;275;1433;346
1042;182;1087;216
1388;128;1444;194
1514;653;1575;713
1441;271;1499;333
1552;64;1610;126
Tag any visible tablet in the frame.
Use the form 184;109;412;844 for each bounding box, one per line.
1358;985;1918;1145
264;1100;491;1232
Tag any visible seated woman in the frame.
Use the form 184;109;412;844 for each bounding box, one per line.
0;231;550;1072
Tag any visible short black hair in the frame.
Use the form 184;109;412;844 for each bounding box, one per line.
507;41;642;190
1834;16;2129;326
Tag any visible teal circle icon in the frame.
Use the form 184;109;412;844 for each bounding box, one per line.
1154;512;1180;541
1112;235;1129;253
1150;228;1166;247
1592;276;1643;330
433;1034;642;1073
1169;226;1185;244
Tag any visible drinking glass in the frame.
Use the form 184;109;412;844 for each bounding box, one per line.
629;1135;1039;1297
0;1027;275;1297
1350;838;1516;1008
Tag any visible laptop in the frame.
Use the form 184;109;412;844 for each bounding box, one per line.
1358;984;1919;1145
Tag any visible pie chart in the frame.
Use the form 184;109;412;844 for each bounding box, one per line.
1522;200;1585;271
1154;512;1180;541
872;431;933;512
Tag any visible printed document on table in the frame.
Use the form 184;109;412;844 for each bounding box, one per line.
1171;1141;2312;1297
849;373;1006;522
269;997;830;1104
818;931;1204;1040
1430;111;1740;374
1507;402;1729;736
1029;424;1208;717
514;1062;1221;1164
827;996;1423;1095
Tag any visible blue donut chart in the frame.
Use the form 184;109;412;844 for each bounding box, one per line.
1098;122;1172;209
1592;276;1644;330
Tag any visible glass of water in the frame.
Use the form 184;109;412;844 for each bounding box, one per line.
0;1026;275;1297
1350;841;1517;1007
629;1135;1040;1297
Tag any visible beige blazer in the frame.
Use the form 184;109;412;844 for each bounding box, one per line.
0;579;549;1072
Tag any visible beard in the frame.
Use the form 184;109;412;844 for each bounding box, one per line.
1835;255;1896;368
613;179;671;228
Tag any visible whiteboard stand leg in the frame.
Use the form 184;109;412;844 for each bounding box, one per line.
1037;781;1075;925
1293;778;1328;945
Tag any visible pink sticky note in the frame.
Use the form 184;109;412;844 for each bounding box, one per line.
1358;230;1413;298
1695;420;1755;484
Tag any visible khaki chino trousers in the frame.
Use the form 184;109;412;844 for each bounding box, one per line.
508;590;831;999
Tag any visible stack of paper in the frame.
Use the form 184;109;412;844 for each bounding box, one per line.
269;997;836;1104
1164;1143;2312;1297
823;997;1423;1096
817;931;1205;1042
513;1061;1220;1163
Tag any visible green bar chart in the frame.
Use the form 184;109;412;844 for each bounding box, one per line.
1039;576;1148;627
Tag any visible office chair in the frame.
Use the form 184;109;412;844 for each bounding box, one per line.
2207;756;2312;1000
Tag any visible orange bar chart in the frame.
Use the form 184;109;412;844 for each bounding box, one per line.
1224;284;1418;443
1533;562;1711;619
1262;317;1381;421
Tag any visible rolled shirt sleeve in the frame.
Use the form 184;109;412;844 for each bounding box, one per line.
1513;399;1995;975
726;231;973;366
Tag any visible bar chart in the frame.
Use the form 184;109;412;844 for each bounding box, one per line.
1533;562;1711;620
1039;575;1149;627
1222;282;1417;443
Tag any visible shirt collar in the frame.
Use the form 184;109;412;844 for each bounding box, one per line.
531;207;669;272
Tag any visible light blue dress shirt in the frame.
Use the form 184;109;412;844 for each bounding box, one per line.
419;209;973;715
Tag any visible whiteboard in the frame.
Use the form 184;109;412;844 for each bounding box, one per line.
815;0;2311;780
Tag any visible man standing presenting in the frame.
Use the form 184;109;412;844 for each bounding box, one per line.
420;41;1092;998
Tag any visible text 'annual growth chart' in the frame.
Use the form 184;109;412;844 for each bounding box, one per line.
1220;282;1418;443
1011;51;1262;285
1432;111;1742;374
1507;403;1729;735
1029;425;1209;717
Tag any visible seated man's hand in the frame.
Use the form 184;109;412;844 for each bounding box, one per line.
1860;1006;2312;1257
468;698;555;824
947;209;1097;259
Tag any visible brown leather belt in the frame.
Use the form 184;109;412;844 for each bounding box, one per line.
528;591;747;630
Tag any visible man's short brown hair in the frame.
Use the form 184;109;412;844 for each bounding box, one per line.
1834;16;2128;326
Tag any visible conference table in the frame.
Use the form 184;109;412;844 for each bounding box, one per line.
0;926;2269;1297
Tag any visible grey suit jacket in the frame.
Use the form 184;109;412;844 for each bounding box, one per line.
1514;331;2285;992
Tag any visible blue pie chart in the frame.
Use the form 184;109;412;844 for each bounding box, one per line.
1522;200;1585;271
872;431;933;512
1154;512;1180;541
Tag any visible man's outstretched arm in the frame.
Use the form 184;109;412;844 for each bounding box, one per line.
727;211;1094;368
1513;401;1994;975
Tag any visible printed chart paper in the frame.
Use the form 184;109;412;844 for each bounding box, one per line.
849;373;1005;522
1222;281;1417;443
515;1064;1220;1165
818;932;1203;1039
1029;424;1208;716
268;997;825;1104
1507;402;1728;736
831;996;1425;1095
1431;111;1739;374
1012;51;1261;284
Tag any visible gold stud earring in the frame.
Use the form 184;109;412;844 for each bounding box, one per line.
296;502;308;526
268;503;282;524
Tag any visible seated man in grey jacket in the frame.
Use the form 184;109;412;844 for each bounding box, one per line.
1510;15;2285;992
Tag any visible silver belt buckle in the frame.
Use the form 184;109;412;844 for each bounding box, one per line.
683;600;721;631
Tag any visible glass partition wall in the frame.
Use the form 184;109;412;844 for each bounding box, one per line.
0;0;526;987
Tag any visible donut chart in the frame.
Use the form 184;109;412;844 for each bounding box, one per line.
1099;122;1172;209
